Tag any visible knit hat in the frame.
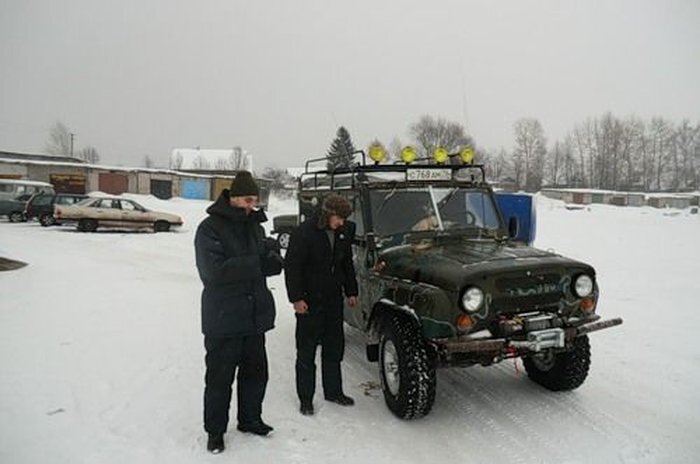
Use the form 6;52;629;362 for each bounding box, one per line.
229;170;260;197
322;194;352;218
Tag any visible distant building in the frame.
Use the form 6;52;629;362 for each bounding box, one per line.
0;150;84;165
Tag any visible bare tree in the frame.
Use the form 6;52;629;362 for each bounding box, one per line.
78;146;100;164
228;146;248;170
170;152;184;170
513;118;547;191
672;120;699;190
387;136;403;163
45;121;72;156
409;115;473;158
192;154;210;170
143;155;155;168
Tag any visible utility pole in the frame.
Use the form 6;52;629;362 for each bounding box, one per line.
70;132;75;157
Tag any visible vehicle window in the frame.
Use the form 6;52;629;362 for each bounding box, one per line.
56;196;71;205
32;195;53;206
370;187;501;237
121;201;139;212
0;184;11;192
96;199;119;209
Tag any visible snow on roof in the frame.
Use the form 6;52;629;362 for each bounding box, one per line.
170;148;253;172
0;178;53;187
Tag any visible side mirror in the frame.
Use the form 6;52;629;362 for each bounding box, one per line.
508;216;519;239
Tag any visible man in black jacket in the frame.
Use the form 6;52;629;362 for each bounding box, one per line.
284;194;358;416
194;171;283;454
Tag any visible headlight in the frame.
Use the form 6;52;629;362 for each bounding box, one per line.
462;286;484;312
574;274;594;297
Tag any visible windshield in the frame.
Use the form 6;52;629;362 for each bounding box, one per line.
370;187;501;237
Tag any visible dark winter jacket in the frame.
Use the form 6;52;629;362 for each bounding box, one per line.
284;216;358;308
195;190;283;337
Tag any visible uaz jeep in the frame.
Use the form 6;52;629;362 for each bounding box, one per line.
291;151;622;419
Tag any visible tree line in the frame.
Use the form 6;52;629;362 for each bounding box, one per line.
323;113;699;193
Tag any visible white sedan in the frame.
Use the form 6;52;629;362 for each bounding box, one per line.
54;197;184;232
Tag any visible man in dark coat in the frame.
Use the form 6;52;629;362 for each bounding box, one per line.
194;171;283;454
284;194;358;416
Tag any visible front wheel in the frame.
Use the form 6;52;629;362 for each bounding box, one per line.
378;314;436;419
154;221;170;232
523;335;591;391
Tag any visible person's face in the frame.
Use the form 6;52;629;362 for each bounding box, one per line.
328;214;345;230
230;195;258;214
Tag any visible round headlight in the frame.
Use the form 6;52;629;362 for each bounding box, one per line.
462;286;484;313
574;274;594;297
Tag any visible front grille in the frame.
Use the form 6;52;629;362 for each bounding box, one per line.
493;273;562;312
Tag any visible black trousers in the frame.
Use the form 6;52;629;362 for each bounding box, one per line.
295;303;345;403
203;334;268;434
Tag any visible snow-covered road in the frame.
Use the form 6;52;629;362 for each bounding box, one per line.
1;194;698;463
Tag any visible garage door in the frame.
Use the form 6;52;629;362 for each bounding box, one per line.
181;178;210;199
50;174;87;194
150;179;172;199
99;173;128;195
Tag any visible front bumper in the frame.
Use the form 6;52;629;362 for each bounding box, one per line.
432;316;623;366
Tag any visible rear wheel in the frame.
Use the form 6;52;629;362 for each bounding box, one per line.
523;335;591;391
78;219;98;232
154;221;170;232
9;211;25;223
378;314;436;419
40;213;56;227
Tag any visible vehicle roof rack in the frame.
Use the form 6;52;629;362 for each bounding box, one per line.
300;150;487;191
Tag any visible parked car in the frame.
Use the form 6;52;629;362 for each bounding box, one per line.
284;149;622;419
54;197;184;232
0;179;54;201
0;193;32;222
25;192;90;226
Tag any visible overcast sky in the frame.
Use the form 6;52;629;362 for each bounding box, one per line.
1;0;699;170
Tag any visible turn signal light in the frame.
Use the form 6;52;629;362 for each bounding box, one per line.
456;314;474;331
580;297;595;313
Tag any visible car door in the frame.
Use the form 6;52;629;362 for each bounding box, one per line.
119;199;153;228
92;198;123;227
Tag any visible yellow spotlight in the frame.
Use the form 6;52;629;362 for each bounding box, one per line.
460;147;474;164
433;147;448;164
368;144;386;163
401;146;417;164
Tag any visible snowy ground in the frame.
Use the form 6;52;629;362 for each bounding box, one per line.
1;193;699;464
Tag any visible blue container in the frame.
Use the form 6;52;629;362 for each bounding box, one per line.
495;193;536;245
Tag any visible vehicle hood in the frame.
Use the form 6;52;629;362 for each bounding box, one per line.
377;238;594;291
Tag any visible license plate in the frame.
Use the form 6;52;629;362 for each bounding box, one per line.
407;168;452;181
527;328;565;351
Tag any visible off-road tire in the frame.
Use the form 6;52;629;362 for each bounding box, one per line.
523;335;591;391
154;221;170;232
78;219;98;232
379;314;436;419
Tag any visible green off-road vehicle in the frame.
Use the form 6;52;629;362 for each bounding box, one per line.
292;151;622;419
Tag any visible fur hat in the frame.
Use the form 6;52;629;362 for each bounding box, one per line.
229;170;259;197
322;194;352;218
